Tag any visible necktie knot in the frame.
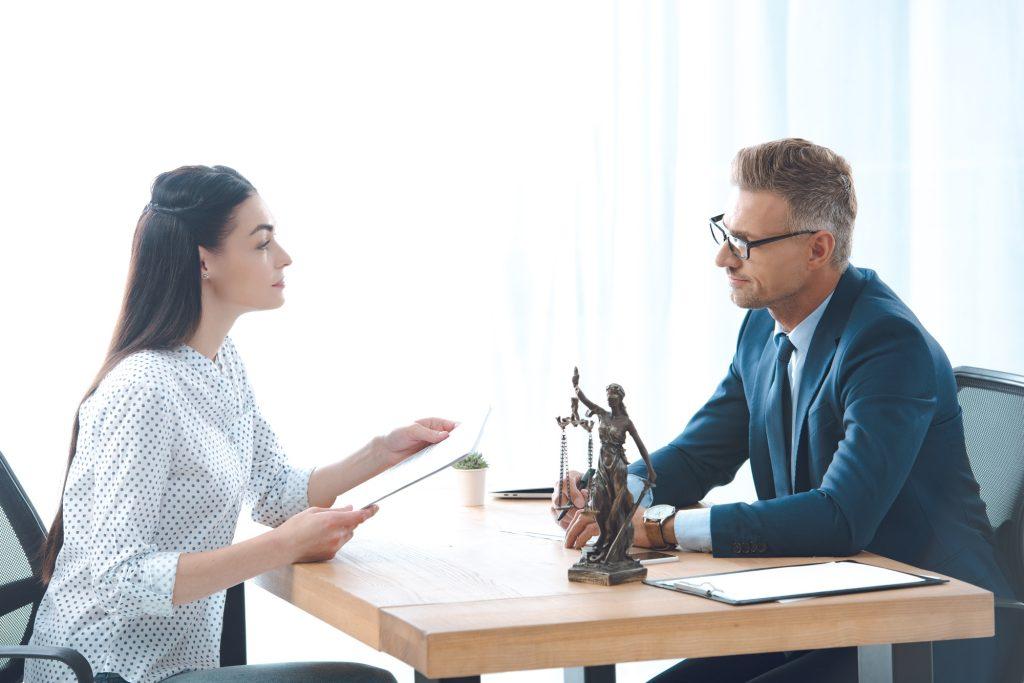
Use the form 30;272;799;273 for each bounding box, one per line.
775;332;796;366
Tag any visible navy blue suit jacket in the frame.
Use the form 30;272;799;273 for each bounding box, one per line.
629;265;1011;680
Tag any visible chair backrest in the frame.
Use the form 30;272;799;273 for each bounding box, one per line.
0;450;48;682
0;450;246;676
954;366;1024;600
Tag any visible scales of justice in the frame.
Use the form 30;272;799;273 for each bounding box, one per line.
555;367;657;585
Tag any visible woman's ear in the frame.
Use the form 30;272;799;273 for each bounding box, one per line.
197;245;212;279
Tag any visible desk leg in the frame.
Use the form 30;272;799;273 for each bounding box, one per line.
564;664;616;683
857;642;933;683
413;673;480;683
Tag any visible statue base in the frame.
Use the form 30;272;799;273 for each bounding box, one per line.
568;550;647;585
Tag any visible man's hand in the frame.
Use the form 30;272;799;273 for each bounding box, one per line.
563;504;659;550
551;470;588;529
631;505;654;548
564;508;599;549
552;470;597;549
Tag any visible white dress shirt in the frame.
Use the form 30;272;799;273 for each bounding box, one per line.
26;336;313;683
628;288;836;552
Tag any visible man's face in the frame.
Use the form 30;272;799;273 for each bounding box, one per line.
715;189;812;309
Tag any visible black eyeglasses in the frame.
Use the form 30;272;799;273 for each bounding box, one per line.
709;213;818;260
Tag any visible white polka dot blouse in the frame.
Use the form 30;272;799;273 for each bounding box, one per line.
26;336;313;683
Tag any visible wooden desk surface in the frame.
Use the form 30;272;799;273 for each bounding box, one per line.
254;480;993;678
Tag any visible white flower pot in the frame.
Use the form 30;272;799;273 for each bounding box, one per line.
455;467;488;507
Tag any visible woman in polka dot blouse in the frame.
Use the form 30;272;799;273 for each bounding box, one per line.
27;166;451;683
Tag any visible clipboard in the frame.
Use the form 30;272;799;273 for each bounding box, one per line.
644;560;948;606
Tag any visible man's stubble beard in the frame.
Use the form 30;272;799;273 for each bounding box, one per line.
730;280;803;312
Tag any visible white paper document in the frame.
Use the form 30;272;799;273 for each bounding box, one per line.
350;406;491;509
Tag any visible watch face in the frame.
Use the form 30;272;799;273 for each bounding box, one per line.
645;504;676;522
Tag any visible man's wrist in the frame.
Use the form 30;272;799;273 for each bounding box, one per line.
662;512;678;546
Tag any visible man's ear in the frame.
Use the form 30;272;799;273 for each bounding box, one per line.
808;231;836;270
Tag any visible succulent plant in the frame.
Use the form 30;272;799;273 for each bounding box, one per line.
453;452;488;470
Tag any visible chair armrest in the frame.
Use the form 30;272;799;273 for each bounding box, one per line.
0;644;92;683
996;597;1024;611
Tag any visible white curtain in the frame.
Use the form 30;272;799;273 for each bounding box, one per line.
491;0;1024;505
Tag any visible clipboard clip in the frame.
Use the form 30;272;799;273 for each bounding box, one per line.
697;581;720;597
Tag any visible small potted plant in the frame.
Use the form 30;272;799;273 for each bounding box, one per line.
452;452;489;506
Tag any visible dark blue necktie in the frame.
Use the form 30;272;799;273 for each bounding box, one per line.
766;332;796;494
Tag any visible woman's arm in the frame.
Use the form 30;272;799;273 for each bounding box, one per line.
306;438;382;508
306;418;456;508
172;528;285;606
172;505;375;605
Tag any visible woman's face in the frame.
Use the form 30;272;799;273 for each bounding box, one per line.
198;194;292;313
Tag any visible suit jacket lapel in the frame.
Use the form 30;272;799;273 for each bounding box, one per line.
790;265;868;489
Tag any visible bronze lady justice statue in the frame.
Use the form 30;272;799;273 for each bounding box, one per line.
568;367;657;584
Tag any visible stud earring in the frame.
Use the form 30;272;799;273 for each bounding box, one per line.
202;273;210;280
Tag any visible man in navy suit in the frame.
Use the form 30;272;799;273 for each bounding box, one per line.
554;138;1011;682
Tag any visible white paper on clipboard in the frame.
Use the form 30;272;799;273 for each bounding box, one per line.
350;406;490;510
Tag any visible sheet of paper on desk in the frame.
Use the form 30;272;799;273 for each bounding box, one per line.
672;561;928;603
349;406;490;510
498;520;597;546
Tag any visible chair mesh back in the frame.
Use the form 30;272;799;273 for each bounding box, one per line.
0;451;48;682
0;507;33;589
955;367;1024;600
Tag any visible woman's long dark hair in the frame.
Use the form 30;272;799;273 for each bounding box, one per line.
39;165;256;583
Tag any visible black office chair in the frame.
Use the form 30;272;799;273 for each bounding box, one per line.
954;366;1024;682
0;449;246;682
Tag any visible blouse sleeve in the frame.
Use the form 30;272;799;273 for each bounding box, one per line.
245;404;314;527
86;381;182;618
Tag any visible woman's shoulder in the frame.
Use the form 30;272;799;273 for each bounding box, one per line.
89;347;186;407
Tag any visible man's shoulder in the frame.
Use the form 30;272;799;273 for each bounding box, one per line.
845;268;930;341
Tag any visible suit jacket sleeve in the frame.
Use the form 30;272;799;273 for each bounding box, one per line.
710;315;939;557
627;313;753;506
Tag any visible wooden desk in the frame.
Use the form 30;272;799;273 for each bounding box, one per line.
254;490;992;683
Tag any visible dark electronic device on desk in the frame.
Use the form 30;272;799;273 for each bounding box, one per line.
630;550;678;565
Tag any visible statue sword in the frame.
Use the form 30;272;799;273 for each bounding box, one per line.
599;476;655;562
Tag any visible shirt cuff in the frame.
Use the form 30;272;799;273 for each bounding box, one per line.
250;464;316;527
626;473;654;508
98;550;182;618
674;507;713;553
279;464;316;520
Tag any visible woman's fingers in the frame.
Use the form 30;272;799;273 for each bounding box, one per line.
416;417;457;432
321;508;375;528
410;422;450;444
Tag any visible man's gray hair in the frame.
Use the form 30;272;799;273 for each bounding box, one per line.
731;138;857;266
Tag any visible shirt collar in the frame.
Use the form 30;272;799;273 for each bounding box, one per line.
772;288;836;357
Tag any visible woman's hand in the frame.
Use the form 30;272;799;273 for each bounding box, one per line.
379;417;456;467
274;505;377;564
